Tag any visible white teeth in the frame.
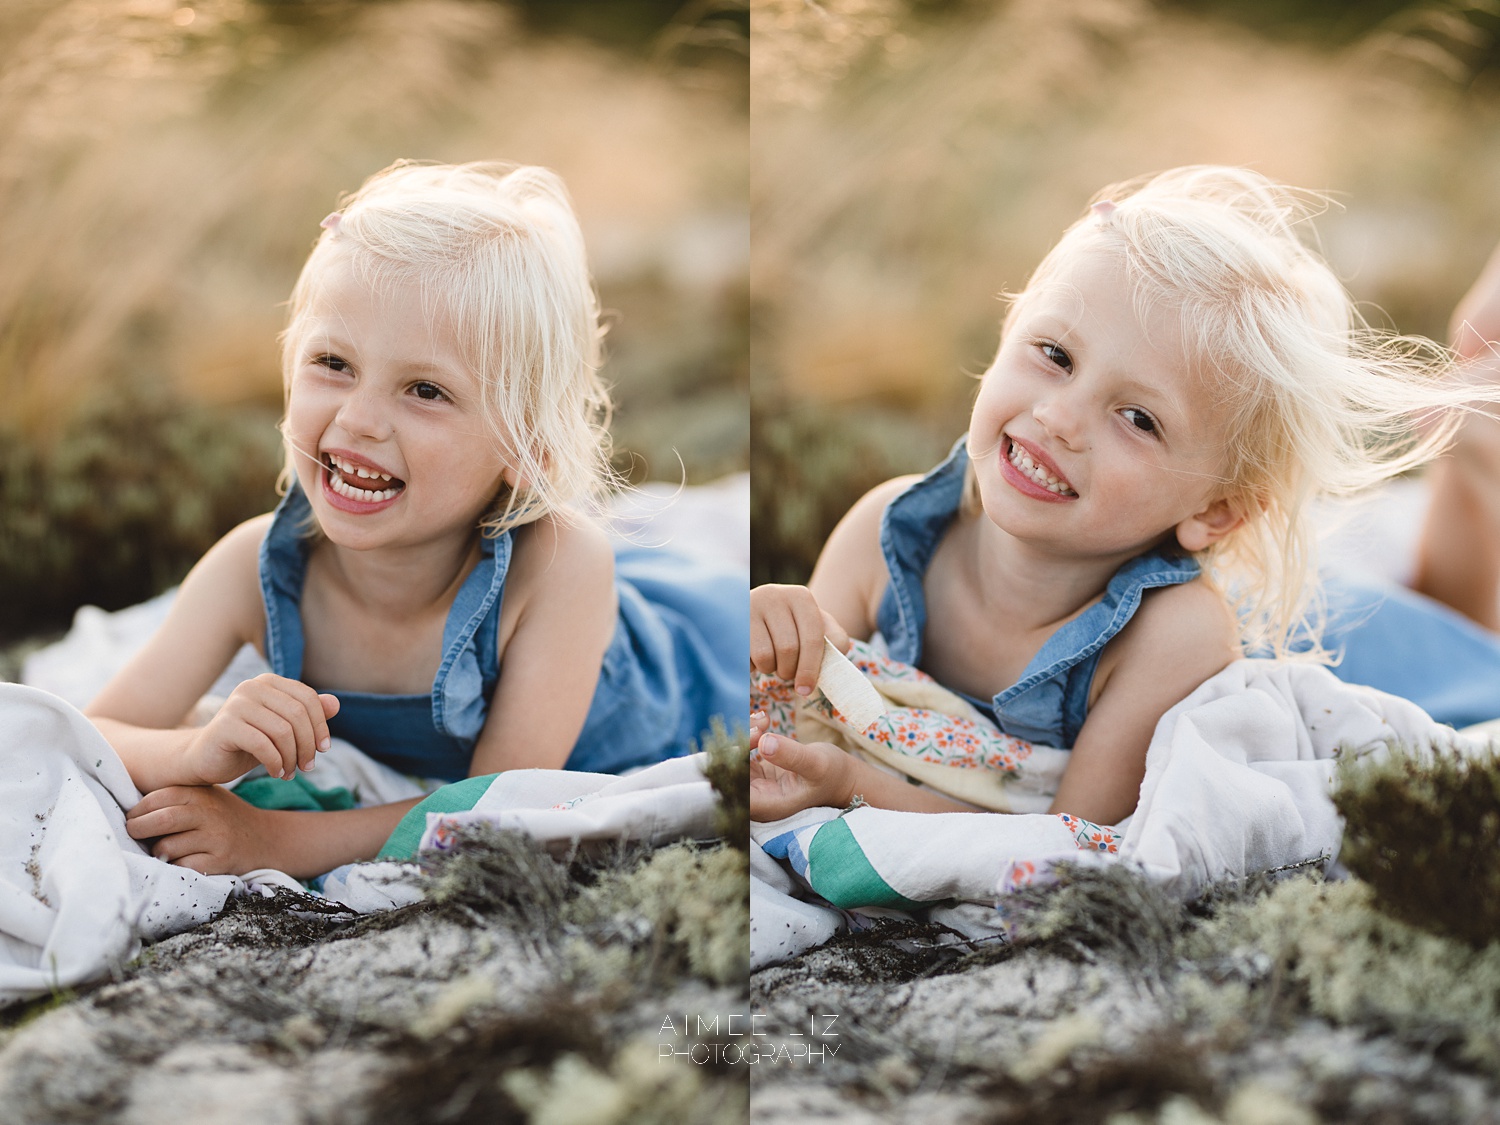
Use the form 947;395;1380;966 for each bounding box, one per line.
328;454;393;482
1007;440;1077;496
329;471;399;502
326;456;401;502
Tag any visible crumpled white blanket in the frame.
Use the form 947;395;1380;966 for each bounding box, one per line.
1;678;726;1005
0;684;239;1006
750;658;1491;970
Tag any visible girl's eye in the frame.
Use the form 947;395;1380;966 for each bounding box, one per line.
1039;342;1073;372
314;353;350;373
1121;407;1159;436
412;381;448;402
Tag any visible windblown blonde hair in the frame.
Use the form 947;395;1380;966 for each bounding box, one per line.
975;165;1476;659
280;159;613;534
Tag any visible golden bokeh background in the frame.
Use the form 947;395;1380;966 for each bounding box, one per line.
0;0;748;638
751;0;1500;584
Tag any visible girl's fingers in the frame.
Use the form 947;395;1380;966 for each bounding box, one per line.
749;617;776;676
318;691;340;726
758;733;811;774
757;598;807;685
821;611;852;655
172;853;218;875
241;726;290;780
126;807;177;839
260;691;318;774
152;828;207;864
790;598;827;697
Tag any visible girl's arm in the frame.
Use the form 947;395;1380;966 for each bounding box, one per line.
125;787;423;879
86;517;338;790
750;475;916;695
807;475;916;637
1050;578;1239;826
749;716;978;820
466;515;617;774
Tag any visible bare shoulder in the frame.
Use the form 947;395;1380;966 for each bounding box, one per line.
175;512;275;636
508;511;614;596
202;512;274;572
86;513;273;722
810;474;921;640
1097;575;1239;695
834;475;921;542
815;474;920;571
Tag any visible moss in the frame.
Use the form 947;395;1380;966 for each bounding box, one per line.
370;999;609;1125
1190;876;1500;1067
423;825;575;936
1333;742;1500;947
979;1026;1222;1125
999;863;1188;979
697;719;750;850
502;1038;740;1125
567;842;748;989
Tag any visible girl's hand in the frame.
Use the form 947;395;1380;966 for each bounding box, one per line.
126;785;282;876
750;584;851;698
749;726;854;822
185;674;340;785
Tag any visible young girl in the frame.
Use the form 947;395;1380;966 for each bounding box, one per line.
750;165;1481;827
84;160;745;878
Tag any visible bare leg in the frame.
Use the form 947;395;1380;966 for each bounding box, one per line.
1412;417;1500;631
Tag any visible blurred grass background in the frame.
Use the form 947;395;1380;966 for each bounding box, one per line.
0;0;748;641
751;0;1500;586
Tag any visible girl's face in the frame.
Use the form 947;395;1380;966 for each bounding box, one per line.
968;245;1242;562
283;253;513;551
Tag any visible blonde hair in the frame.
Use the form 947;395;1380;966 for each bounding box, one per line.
977;165;1475;659
281;160;613;534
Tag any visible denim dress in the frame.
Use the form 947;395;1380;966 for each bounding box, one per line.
259;481;747;780
875;438;1200;749
883;437;1500;737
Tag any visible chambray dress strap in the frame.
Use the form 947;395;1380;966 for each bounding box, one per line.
992;550;1199;747
259;483;314;681
258;479;509;781
873;436;1200;748
431;531;510;743
875;435;970;665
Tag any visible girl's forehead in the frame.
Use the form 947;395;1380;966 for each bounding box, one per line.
1019;248;1187;348
302;255;455;332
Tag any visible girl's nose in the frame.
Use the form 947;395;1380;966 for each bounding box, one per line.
1032;389;1084;449
335;388;394;440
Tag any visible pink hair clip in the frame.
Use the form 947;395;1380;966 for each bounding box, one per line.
320;211;343;231
1091;199;1117;218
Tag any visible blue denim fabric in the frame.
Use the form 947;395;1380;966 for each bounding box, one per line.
260;482;748;780
873;438;1201;749
1316;572;1500;729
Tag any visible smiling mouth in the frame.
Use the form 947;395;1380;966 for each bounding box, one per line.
323;453;406;502
1005;437;1078;497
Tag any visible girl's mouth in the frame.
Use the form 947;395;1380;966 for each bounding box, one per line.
322;452;406;509
1002;436;1078;499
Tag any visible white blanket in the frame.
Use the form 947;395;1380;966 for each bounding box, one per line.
1;682;727;1005
0;684;239;1006
751;659;1490;969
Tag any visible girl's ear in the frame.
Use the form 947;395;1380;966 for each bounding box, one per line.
1175;496;1245;553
